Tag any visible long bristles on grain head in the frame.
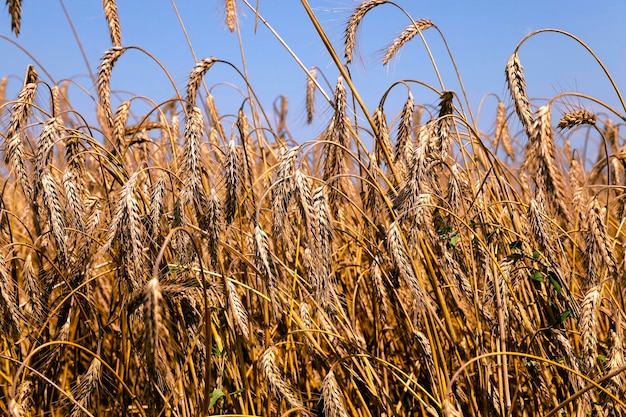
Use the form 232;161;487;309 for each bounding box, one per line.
260;346;306;412
102;0;122;47
395;91;414;167
580;286;600;373
6;0;22;36
382;19;434;65
557;109;596;130
225;0;236;32
373;106;393;170
5;66;38;201
226;280;250;341
344;0;387;64
186;57;216;110
495;100;514;160
97;46;126;130
224;137;244;224
254;224;281;319
306;66;317;124
505;51;534;136
322;370;348;417
143;276;171;378
585;197;616;284
71;357;101;417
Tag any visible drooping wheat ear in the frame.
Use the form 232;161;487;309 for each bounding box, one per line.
6;66;38;201
11;379;34;417
527;186;555;258
370;258;390;323
260;346;306;412
505;51;534;136
580;286;600;373
6;0;21;36
569;155;586;226
405;190;436;246
585;197;616;284
323;77;350;209
386;221;429;313
344;0;387;64
431;90;454;162
71;357;101;417
321;370;348;417
206;187;223;266
182;106;204;188
97;46;126;129
143;276;170;375
148;173;165;239
41;169;67;261
223;138;244;223
103;172;145;292
236;107;255;189
527;104;571;223
112;100;130;153
226;280;250;341
557;109;596;130
553;330;585;392
0;250;21;333
34;117;61;195
186;57;216;110
102;0;122;47
306;66;316;124
607;312;625;392
293;168;315;241
373;106;392;170
495;100;514;160
22;251;45;326
272;145;298;238
225;0;236;32
447;163;470;214
383;19;434;65
0;76;8;110
311;186;334;308
395;90;414;169
254;224;281;319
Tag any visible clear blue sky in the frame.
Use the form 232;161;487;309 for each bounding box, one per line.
1;1;626;142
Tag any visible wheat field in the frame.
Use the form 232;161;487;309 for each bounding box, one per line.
1;1;625;416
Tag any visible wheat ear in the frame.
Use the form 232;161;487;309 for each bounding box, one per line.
383;19;434;65
557;109;596;130
260;346;307;412
322;370;349;417
225;0;236;32
6;0;22;36
580;286;600;373
97;46;126;129
505;51;534;136
102;0;122;47
344;0;387;64
186;57;216;110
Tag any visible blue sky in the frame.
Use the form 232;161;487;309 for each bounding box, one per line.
1;1;626;144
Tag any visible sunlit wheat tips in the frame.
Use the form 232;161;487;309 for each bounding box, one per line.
382;19;434;65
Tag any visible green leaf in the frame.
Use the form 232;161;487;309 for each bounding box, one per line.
597;354;608;363
449;234;460;248
530;270;544;282
548;273;562;294
532;250;541;259
509;240;523;251
558;310;571;324
208;388;225;409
